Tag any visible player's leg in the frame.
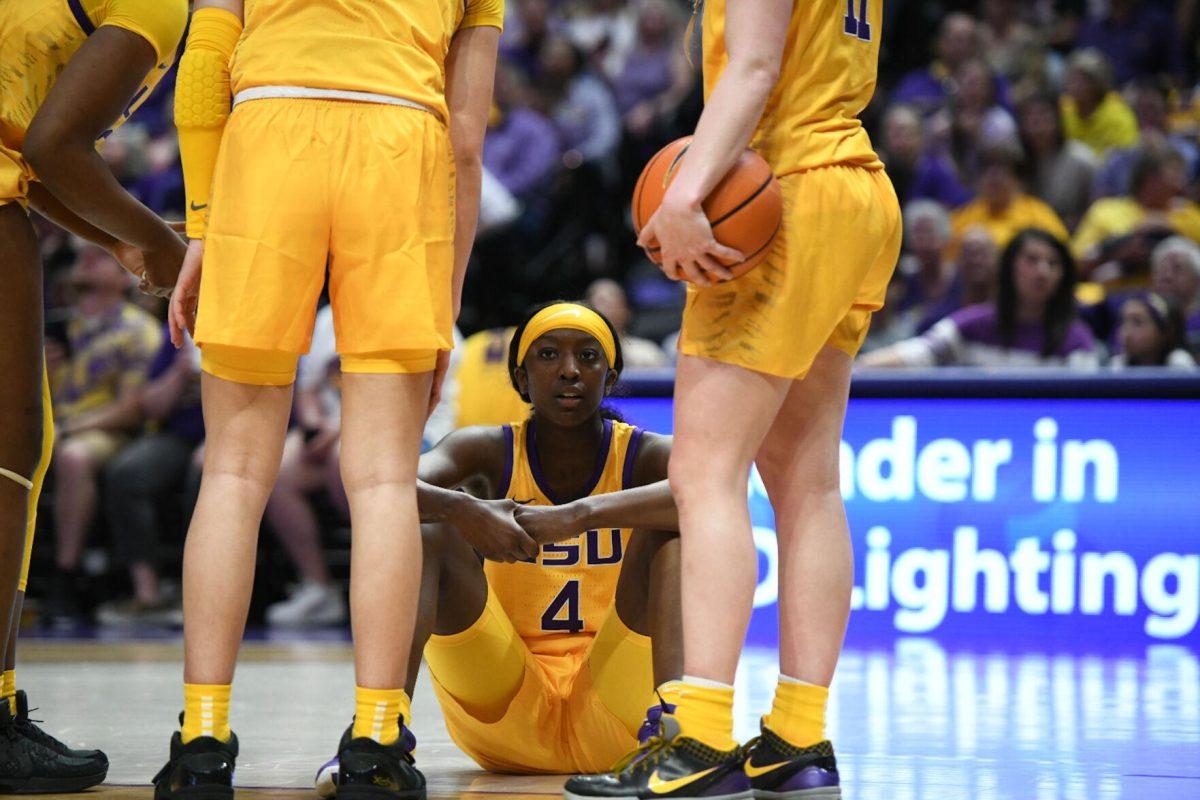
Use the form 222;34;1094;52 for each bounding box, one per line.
668;355;790;745
613;529;682;687
742;172;900;800
0;201;108;792
0;204;43;680
571;530;679;772
183;371;295;681
736;347;852;800
324;369;434;798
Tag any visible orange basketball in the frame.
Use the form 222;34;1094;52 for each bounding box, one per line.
632;136;782;281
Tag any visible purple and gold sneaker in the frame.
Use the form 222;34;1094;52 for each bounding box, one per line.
742;727;840;799
563;710;751;800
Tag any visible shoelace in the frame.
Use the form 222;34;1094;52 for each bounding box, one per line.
611;695;680;773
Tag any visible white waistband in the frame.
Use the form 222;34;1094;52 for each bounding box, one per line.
232;86;435;115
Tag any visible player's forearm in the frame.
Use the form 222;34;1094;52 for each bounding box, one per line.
451;157;483;318
25;183;119;250
417;479;474;524
660;61;776;213
26;143;179;253
577;481;680;532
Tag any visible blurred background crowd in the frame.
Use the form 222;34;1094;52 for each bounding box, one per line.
28;0;1200;629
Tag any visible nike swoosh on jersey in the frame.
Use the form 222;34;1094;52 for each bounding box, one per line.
743;759;790;779
190;202;208;211
647;766;720;795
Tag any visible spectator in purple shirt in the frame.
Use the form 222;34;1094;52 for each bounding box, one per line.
861;228;1098;368
891;13;981;117
1075;0;1185;85
535;35;622;165
483;65;563;200
880;105;973;208
96;328;204;627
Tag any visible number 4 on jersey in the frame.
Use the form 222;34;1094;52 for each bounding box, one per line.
541;581;584;633
844;0;871;41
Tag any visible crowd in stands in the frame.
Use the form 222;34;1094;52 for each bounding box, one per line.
27;0;1200;628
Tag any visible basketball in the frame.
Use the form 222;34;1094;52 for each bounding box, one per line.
632;136;782;281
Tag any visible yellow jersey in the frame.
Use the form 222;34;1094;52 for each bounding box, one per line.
485;418;643;660
453;328;531;429
0;0;186;151
701;0;884;175
231;0;505;121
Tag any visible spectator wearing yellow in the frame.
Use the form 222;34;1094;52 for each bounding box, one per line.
948;142;1068;259
1060;49;1138;157
1072;146;1200;283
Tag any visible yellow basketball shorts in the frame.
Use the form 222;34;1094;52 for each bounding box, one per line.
194;98;455;380
0;139;32;208
424;588;655;774
679;165;903;379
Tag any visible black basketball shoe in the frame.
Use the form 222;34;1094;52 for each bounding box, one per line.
334;722;426;800
741;726;840;799
0;698;107;793
152;724;238;800
12;691;108;765
563;711;751;800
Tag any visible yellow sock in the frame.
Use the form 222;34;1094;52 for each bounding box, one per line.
182;683;232;743
764;676;828;747
2;670;15;715
352;687;410;746
659;677;737;752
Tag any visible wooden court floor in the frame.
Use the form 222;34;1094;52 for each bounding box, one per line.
10;637;1199;800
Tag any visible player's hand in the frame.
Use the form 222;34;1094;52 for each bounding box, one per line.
427;349;451;421
638;199;741;286
169;240;205;347
449;497;539;563
513;502;589;545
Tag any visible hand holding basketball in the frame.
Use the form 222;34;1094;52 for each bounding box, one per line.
633;136;782;285
637;203;742;286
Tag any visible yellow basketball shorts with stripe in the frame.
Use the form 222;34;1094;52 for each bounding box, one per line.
194;98;455;382
424;588;655;774
679;165;902;379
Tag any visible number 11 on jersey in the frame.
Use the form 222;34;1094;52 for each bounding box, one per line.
844;0;871;41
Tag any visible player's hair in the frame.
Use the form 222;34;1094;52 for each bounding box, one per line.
507;300;626;410
996;228;1078;357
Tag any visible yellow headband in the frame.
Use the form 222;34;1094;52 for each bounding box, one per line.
516;303;617;366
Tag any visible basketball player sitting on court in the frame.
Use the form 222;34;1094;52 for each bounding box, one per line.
316;302;685;792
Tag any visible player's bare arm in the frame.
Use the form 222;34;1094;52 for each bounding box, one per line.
515;433;678;543
22;27;186;292
445;25;502;320
417;426;538;562
639;0;791;285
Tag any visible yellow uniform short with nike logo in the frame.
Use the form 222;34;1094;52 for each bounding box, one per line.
424;587;656;774
194;97;455;384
